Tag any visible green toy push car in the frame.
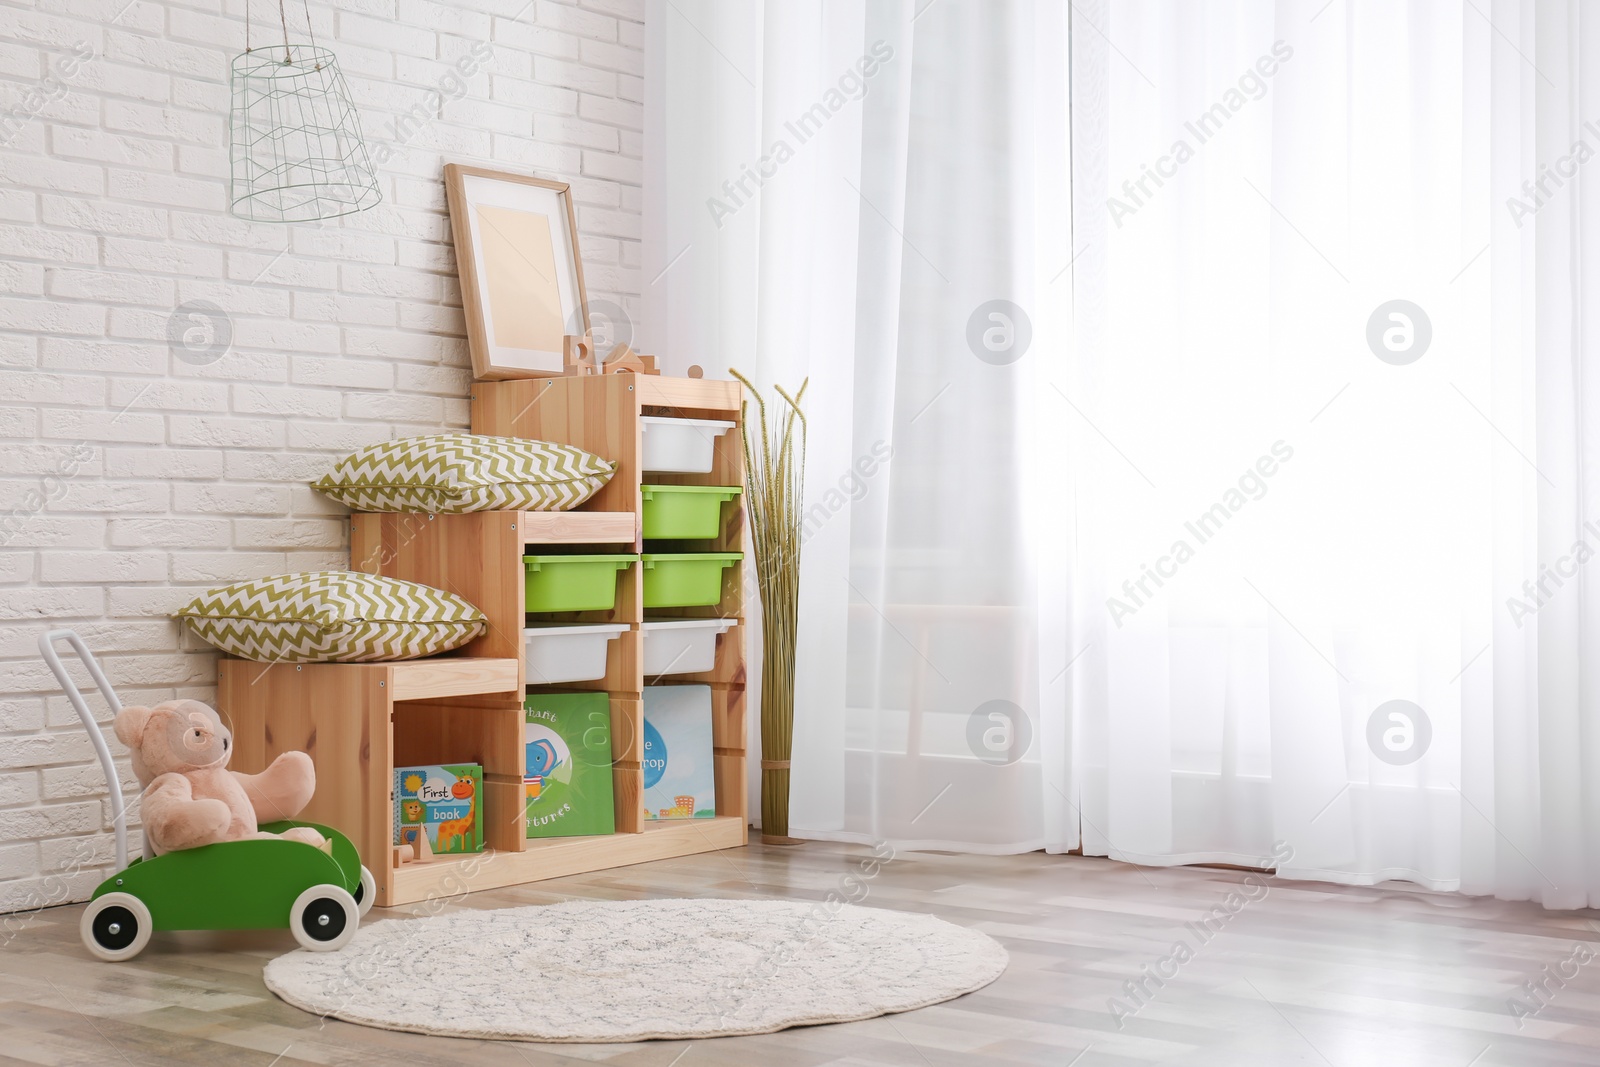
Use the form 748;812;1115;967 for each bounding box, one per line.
41;630;375;962
79;819;375;961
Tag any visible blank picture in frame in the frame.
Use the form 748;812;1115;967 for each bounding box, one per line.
444;164;590;380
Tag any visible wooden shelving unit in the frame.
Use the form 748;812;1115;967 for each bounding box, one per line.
218;373;748;908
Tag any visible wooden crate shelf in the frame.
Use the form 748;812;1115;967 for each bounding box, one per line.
218;657;523;909
222;372;750;908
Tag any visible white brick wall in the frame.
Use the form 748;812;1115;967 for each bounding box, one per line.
0;0;643;913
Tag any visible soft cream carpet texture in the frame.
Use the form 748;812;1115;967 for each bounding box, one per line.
263;898;1010;1041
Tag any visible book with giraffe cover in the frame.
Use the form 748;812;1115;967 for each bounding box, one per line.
394;764;483;855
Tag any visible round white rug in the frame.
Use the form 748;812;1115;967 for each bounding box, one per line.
263;898;1008;1042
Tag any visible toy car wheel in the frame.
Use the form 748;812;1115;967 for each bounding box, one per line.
81;892;153;962
290;884;359;951
353;865;376;917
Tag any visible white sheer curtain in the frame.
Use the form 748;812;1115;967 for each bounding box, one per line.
645;0;1600;906
1073;0;1600;906
644;0;1074;851
1072;0;1487;883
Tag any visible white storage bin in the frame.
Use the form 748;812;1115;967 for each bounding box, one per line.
640;416;736;473
523;623;628;684
642;618;734;677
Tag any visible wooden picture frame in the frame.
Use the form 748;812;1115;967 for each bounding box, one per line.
444;163;590;381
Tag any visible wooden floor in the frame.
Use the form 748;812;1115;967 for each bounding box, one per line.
4;841;1600;1066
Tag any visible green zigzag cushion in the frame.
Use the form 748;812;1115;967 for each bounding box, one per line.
311;433;617;514
175;572;487;663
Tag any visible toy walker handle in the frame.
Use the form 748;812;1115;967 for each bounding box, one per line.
38;630;129;871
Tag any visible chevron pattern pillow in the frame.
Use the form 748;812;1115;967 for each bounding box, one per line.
175;572;487;663
311;433;616;514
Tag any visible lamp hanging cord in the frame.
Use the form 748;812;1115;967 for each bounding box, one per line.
279;0;291;63
244;0;251;53
302;0;319;53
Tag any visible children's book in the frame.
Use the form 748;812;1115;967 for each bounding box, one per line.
524;691;616;838
642;684;716;820
394;763;483;855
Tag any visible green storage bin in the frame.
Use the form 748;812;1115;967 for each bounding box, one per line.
524;554;636;612
642;552;743;608
641;484;742;539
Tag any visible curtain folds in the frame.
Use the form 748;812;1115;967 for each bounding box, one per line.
644;0;1600;907
645;0;1075;853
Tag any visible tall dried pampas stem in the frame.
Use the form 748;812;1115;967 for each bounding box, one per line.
729;368;806;841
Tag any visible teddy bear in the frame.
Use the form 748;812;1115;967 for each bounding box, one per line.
113;699;327;855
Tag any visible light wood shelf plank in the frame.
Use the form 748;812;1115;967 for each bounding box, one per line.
636;375;742;414
517;510;636;545
387;816;747;904
389;658;519;702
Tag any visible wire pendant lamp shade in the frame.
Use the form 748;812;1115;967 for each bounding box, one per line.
229;2;380;223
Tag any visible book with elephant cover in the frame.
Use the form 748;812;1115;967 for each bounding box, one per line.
394;763;483;854
523;691;616;838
